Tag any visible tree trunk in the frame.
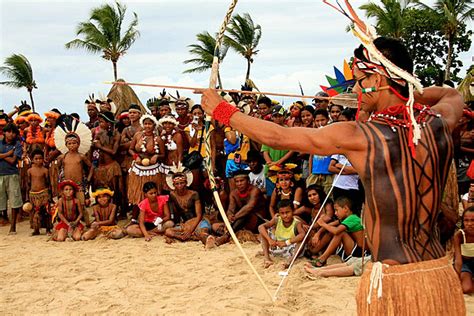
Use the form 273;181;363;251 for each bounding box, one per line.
245;58;251;81
444;34;454;81
112;60;118;81
217;71;223;89
28;88;35;112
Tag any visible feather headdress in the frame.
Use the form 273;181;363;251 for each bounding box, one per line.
84;94;98;111
54;115;92;155
165;162;193;190
95;93;117;114
140;114;159;128
324;0;423;148
169;90;195;111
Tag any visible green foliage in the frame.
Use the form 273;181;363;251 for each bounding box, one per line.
360;0;414;38
183;31;228;74
65;1;140;80
0;54;37;108
360;0;472;85
224;13;262;80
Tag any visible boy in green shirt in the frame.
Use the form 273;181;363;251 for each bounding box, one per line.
309;196;367;267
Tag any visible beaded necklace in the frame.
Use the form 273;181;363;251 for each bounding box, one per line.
368;103;435;130
140;131;160;154
161;129;176;150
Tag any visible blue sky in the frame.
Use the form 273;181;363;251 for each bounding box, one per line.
0;0;472;119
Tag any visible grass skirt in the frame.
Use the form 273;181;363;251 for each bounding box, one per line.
49;160;60;198
29;189;52;230
356;257;465;315
93;161;122;189
127;162;162;205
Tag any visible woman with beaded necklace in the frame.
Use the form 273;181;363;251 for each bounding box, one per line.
128;115;165;217
158;115;183;192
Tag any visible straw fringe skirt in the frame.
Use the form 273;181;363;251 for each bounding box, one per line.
356;257;465;316
93;161;122;189
49;160;60;198
127;162;162;205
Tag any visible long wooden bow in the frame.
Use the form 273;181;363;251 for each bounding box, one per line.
204;0;274;301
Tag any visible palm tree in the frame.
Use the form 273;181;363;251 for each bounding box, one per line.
224;13;262;81
416;0;473;80
360;0;414;38
65;1;140;81
183;31;229;89
0;54;37;111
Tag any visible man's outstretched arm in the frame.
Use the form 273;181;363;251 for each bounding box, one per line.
200;89;365;157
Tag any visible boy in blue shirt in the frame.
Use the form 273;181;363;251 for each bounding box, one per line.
0;123;23;233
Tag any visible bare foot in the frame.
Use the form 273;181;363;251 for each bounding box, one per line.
0;218;10;226
282;261;291;269
304;265;321;277
164;236;175;244
263;259;274;269
31;231;40;236
205;235;217;250
8;231;17;235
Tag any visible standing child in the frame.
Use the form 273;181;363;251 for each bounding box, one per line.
53;180;84;241
454;207;474;294
126;182;173;241
27;149;51;235
82;187;124;240
258;199;305;269
55;117;93;207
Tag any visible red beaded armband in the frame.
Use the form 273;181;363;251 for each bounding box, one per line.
133;153;139;160
212;101;239;126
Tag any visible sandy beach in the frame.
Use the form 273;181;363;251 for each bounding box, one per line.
1;221;473;315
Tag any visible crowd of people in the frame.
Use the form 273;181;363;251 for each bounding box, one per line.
0;48;473;305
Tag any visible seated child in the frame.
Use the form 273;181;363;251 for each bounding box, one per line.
126;182;173;241
258;199;305;268
309;196;367;267
82;187;125;240
53;180;84;241
27;149;52;235
454;206;474;294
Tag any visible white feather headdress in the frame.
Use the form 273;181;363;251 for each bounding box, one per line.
54;115;92;155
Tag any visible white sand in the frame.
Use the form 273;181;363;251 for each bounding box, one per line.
0;221;473;315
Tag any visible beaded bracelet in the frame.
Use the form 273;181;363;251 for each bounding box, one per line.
212;101;239;126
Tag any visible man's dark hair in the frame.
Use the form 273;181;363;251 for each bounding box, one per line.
277;199;294;211
354;37;413;98
3;123;19;135
334;196;353;211
314;108;329;119
246;150;263;163
257;96;272;107
340;108;356;121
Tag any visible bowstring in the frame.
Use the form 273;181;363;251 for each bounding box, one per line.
273;160;347;300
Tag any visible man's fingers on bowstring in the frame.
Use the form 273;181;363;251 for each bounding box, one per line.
193;88;204;94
